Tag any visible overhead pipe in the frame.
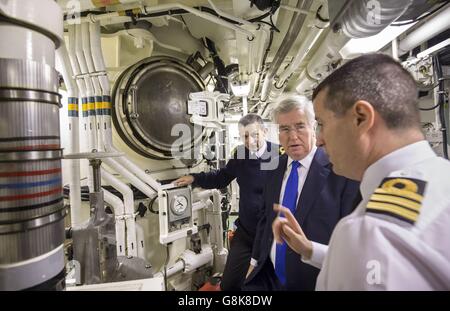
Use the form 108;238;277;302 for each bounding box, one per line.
398;5;450;56
295;0;413;95
58;0;139;13
259;0;314;102
207;0;257;29
268;5;329;102
72;3;255;40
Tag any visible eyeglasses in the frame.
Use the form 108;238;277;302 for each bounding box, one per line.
278;123;309;135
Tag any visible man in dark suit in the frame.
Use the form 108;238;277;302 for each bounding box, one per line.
174;113;280;291
244;94;359;291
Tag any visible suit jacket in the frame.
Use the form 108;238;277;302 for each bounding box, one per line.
192;141;280;237
246;147;360;290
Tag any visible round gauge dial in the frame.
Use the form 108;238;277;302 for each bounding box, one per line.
171;195;188;215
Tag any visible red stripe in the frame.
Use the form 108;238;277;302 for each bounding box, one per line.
0;168;61;178
0;187;62;201
3;144;60;151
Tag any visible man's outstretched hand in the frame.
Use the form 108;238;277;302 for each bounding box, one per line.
272;204;313;260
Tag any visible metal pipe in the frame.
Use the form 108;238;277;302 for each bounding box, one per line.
57;0;138;13
193;189;214;201
75;23;97;154
280;4;314;15
68;25;87;97
102;157;157;198
260;0;313;102
0;0;65;291
392;38;399;60
113;154;161;192
398;5;450;55
295;0;413;94
74;3;256;39
101;168;137;257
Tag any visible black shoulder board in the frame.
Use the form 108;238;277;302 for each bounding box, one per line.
366;177;427;225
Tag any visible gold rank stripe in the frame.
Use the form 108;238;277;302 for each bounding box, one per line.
370;193;421;212
68;104;78;111
374;187;423;203
366;201;418;223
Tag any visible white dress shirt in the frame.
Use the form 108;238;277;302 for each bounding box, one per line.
251;141;267;158
303;141;450;290
270;146;317;268
249;146;317;267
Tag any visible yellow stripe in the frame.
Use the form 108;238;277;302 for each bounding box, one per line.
68;104;78;111
99;102;112;109
370;194;421;212
91;0;120;8
374;188;423;203
82;103;96;111
366;202;418;222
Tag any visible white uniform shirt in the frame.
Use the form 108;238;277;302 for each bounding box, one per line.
303;141;450;290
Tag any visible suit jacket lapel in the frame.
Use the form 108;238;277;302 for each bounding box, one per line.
268;154;287;223
295;148;330;226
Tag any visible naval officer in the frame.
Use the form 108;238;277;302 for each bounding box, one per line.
273;53;450;290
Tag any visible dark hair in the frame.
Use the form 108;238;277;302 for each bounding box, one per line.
312;53;420;129
238;113;264;127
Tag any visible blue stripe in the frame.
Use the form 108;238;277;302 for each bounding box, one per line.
68;97;79;104
0;178;61;189
68;111;79;117
95;109;111;116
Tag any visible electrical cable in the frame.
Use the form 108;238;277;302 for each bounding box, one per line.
433;54;449;159
148;195;159;214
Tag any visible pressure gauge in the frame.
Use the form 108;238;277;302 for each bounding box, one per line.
171;195;188;215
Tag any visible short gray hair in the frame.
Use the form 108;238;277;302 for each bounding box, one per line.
238;113;264;127
271;93;316;127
